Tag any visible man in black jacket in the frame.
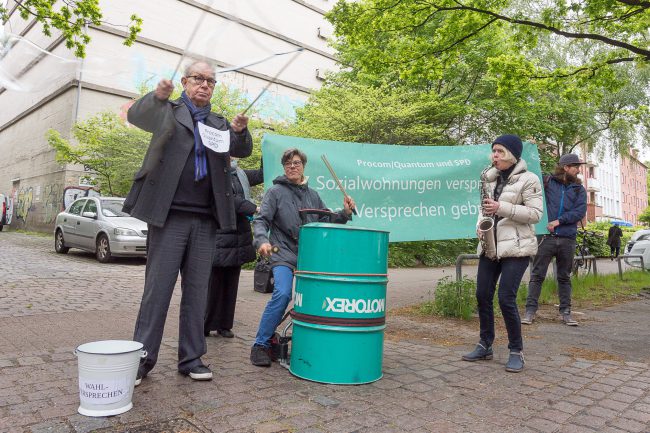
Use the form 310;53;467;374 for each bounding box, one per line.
124;61;252;384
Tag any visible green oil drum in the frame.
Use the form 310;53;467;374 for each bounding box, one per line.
290;222;389;384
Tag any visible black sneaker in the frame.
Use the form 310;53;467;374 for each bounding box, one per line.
134;368;147;387
183;364;213;381
250;345;272;367
217;328;235;338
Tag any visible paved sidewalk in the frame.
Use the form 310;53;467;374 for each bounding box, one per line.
0;231;649;433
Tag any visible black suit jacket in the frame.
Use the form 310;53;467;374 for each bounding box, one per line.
123;92;253;229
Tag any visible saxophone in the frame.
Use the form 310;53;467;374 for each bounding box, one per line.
478;165;497;260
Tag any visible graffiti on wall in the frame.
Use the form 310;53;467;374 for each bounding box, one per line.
43;183;64;224
63;186;100;209
15;187;34;222
2;184;100;229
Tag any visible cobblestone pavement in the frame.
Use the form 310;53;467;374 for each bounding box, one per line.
1;231;649;433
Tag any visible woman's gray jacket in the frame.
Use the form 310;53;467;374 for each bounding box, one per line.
253;175;350;269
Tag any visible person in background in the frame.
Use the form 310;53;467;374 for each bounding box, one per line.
607;222;623;260
249;148;355;367
204;158;263;338
462;134;543;373
522;153;587;327
124;60;252;385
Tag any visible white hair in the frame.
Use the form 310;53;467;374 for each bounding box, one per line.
183;60;215;77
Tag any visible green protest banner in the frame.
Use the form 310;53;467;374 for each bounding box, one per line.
261;134;548;242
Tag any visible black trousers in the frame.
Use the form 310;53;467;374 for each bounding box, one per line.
133;211;216;375
526;236;576;313
476;256;530;352
204;266;241;333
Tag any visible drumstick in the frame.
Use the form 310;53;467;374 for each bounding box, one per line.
241;48;304;115
321;155;358;216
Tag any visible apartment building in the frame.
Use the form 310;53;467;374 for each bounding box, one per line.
581;149;647;226
0;0;336;231
620;153;648;225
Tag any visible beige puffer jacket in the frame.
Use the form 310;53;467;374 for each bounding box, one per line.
477;159;543;259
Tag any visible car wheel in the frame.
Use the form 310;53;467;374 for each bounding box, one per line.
96;234;113;263
55;229;70;253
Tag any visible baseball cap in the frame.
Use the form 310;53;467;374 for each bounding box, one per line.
559;153;586;166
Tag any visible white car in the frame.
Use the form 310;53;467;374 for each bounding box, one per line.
625;229;650;270
54;197;147;263
626;229;650;253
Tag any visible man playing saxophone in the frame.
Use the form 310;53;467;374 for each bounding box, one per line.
462;135;543;373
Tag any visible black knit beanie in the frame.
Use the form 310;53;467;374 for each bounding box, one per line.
492;134;523;160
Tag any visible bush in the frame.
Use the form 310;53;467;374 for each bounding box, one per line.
427;277;476;320
388;239;478;267
582;221;639;257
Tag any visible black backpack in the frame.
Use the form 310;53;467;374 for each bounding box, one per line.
253;257;274;293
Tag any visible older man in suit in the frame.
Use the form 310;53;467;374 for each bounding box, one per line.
124;61;252;384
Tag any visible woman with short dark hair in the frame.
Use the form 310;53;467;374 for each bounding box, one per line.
249;148;355;366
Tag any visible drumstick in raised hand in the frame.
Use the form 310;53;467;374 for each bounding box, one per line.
321;154;358;216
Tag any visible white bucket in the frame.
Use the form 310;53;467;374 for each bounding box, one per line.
74;340;146;417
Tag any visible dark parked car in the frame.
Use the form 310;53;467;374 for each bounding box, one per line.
54;197;147;263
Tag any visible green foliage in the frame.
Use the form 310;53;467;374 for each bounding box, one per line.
48;112;151;197
330;0;650;77
285;78;454;145
319;0;650;157
387;239;478;267
0;0;142;58
639;207;650;225
418;277;476;320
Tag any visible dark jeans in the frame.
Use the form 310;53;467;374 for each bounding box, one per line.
526;236;576;314
610;245;620;258
476;256;530;352
204;266;241;333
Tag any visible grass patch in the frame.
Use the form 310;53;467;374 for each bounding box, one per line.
524;270;650;308
13;229;51;238
414;270;650;321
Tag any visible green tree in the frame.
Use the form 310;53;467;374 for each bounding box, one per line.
48;112;151;196
641;168;650;225
639;207;650;225
330;0;650;78
318;0;649;158
1;0;141;58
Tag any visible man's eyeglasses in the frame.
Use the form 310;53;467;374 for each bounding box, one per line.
187;75;217;87
568;164;581;168
283;160;303;168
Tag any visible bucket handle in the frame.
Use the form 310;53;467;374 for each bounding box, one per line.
72;349;148;357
